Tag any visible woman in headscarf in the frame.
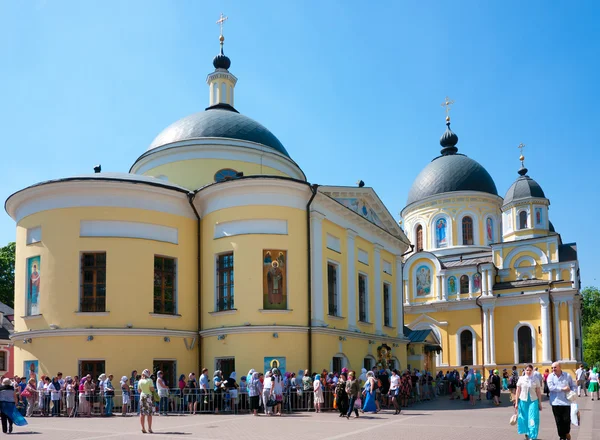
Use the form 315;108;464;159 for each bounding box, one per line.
0;377;27;433
120;376;130;416
262;371;274;416
362;371;377;413
588;367;599;400
514;364;542;440
313;374;324;413
335;372;348;416
359;368;368;387
137;369;155;434
213;370;223;414
465;369;476;406
247;372;262;416
345;371;360;419
24;378;37;417
490;369;501;406
65;376;76;417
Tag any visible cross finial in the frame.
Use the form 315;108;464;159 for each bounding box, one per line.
441;96;455;122
217;12;228;36
518;142;526;164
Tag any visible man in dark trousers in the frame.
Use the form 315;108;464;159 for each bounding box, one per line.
547;362;576;440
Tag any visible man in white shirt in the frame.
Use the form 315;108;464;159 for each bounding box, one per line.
547;362;576;440
575;364;587;397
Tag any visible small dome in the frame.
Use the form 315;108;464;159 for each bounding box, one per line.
213;51;231;70
503;173;546;206
148;106;290;157
439;122;459;155
406;154;498;206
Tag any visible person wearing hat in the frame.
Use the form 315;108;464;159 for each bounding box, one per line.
120;376;130;416
588;367;599;401
137;369;155;433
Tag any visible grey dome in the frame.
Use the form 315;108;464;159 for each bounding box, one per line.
503;174;546;206
148;107;290;157
407;154;498;206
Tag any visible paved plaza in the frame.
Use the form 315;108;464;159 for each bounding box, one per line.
9;393;599;440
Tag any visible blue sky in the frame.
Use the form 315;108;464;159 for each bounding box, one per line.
1;1;598;286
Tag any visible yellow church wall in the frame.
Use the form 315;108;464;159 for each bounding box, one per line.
144;159;289;190
15;207;198;332
14;335;197;381
559;303;570;360
561;269;570;281
201;205;307;329
493;304;541;365
321;221;348;329
355;236;375;331
381;251;397;338
202;332;307;376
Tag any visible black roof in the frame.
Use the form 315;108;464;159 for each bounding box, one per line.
559;243;578;262
148;106;290;157
503;173;546;206
406;154;498;206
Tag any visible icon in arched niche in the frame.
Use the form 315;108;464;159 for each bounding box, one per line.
435;218;447;247
416;265;431;296
263;250;287;309
448;276;457;295
486;217;494;243
473;273;481;292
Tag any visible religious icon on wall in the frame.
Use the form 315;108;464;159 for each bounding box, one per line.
416;265;431;296
264;357;286;374
473;273;481;291
26;256;41;316
535;208;542;226
486;218;493;243
23;360;39;380
376;344;392;370
448;276;457;295
435;218;447;247
263;250;287;309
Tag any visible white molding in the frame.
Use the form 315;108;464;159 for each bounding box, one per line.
214;219;287;239
514;322;537;364
504;245;549;268
257;309;293;314
401;191;504;217
402;251;443;278
357;248;369;265
407;314;448;328
383;260;392;275
200;325;308;337
74;312;110;316
11;327;198;340
326;234;341;253
26;226;42;244
7;180;194;223
312;326;408;343
456;326;478;366
80;220;179;244
131;139;306;182
194;178;310;217
149;313;182;319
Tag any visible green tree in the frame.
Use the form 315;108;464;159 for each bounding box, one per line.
584;320;600;367
582;286;600;328
0;242;15;308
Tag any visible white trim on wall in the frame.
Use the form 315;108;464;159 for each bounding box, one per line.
456;210;479;246
26;226;42;244
514;322;537;364
80;220;179;244
326;234;341;253
214;219;288;239
456;326;478;366
327;259;342;317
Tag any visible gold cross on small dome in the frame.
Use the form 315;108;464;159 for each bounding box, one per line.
518;143;526;162
441;96;455;122
217;12;228;36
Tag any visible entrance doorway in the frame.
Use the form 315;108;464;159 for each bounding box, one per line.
153;360;176;389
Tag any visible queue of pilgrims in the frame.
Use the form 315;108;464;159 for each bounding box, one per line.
0;367;448;419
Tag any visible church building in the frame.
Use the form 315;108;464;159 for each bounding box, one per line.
5;23;411;383
402;111;582;375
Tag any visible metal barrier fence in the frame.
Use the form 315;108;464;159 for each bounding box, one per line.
19;382;452;417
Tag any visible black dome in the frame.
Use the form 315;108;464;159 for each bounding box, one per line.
406;154;498;206
148;106;290;157
503;174;546;206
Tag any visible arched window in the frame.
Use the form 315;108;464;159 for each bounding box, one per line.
214;168;238;182
212;83;218;105
519;211;528;230
460;275;469;294
416;225;423;251
460;330;474;366
220;82;227;103
518;326;533;363
462;216;474;245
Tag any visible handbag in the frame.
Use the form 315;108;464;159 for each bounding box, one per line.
266;397;277;407
354;397;362;408
509;412;517;426
21;389;31;398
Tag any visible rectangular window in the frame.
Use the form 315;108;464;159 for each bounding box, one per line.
327;263;339;316
153;360;176;388
383;283;391;327
80;253;106;312
358;274;368;322
216;253;234;311
363;357;373;371
215;357;235;380
79;360;105;380
0;351;6;371
332;356;343;374
154;256;177;315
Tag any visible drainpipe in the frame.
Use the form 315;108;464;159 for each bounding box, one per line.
399;245;414;337
548;281;555;364
188;193;202;371
306;184;319;374
475;263;485;380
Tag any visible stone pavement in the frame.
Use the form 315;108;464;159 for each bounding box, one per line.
8;392;599;439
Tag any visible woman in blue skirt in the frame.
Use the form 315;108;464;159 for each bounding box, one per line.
514;364;542;440
362;372;378;413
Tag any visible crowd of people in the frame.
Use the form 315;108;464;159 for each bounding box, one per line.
0;361;594;437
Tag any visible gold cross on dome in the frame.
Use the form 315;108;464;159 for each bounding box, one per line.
441;96;455;117
518;142;526;163
216;12;228;36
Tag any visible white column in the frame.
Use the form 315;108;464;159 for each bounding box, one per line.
482;307;490;365
310;211;326;326
374;244;383;334
540;295;552;363
568;299;576;361
395;256;404;336
404;280;410;306
481;270;488;296
489;307;496;364
468;275;474;299
554;300;561;361
346;229;358;331
437;275;442;301
570;264;577;285
486;269;493;296
441;273;447;301
574;300;582;361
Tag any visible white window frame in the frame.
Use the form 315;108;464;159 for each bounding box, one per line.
154;254;178;315
517;208;529;230
358;272;369;323
383;282;392;327
215;251;235;312
457;211;479;246
456;326;477;366
514;322;537;364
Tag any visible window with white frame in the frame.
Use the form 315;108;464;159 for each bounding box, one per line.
358;273;368;322
216;252;234;311
383;283;391;327
327;262;341;317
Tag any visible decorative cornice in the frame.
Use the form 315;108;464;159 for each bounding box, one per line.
200;325;308;337
10;327;198;341
401;191;504;218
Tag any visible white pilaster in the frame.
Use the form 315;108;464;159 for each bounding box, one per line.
486;270;493;296
374;244;383;334
310;211;326;326
568;299;576;361
482;307;490;365
489;307;496;364
554;300;561;361
570;264;577;285
481;270;488;296
395;256;404;336
346;229;358;331
441;273;447;301
540;295;552;363
404;280;409;306
437;275;442;301
468;275;474;299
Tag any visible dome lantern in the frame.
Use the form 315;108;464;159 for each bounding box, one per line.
206;13;238;108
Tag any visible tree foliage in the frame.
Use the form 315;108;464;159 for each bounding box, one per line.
583;320;600;367
582;286;600;328
0;242;15;308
